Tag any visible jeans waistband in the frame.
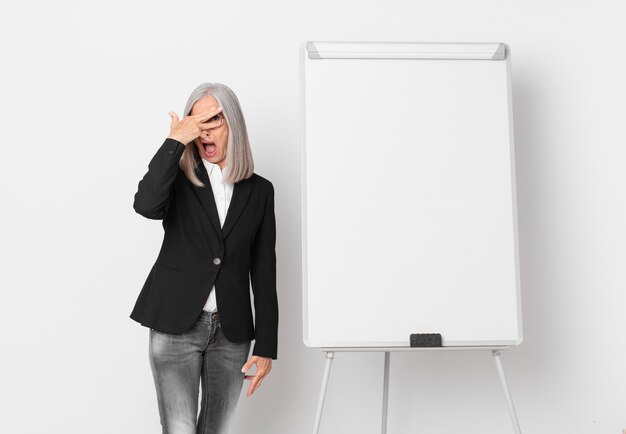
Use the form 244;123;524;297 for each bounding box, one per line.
198;310;219;323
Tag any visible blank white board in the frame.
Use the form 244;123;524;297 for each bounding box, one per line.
301;42;522;348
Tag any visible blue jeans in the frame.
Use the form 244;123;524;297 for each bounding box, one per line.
149;311;251;434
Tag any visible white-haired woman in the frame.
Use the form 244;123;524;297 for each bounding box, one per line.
130;82;278;434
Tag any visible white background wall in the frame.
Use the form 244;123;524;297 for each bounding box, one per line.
1;1;624;433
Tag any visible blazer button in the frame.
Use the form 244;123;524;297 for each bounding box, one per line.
213;257;221;265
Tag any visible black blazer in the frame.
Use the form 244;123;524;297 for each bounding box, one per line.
130;138;278;359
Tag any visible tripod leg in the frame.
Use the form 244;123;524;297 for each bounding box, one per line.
381;351;390;434
313;351;335;434
492;350;522;434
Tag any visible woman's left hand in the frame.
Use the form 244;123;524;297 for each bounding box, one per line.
241;356;272;397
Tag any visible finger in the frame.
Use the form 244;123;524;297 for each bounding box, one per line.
199;119;222;130
168;111;179;124
242;356;259;373
248;380;259;396
249;376;265;396
193;106;223;121
241;360;254;373
248;373;263;396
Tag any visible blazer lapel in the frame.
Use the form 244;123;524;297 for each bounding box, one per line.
222;177;252;240
192;160;222;236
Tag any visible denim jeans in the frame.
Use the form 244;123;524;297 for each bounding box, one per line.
149;311;251;434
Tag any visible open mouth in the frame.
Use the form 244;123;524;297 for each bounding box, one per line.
202;141;217;158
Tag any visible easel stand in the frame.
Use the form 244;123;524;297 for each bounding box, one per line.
312;347;522;434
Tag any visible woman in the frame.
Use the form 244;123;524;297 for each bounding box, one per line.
130;82;278;434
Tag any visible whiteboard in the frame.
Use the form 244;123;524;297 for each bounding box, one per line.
301;42;522;348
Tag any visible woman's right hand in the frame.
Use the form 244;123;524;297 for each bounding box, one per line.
167;106;223;145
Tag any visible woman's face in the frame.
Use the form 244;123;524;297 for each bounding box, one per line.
191;95;229;169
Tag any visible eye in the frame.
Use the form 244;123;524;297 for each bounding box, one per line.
209;114;221;122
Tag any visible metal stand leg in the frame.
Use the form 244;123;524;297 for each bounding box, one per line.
492;350;522;434
313;351;335;434
381;351;390;434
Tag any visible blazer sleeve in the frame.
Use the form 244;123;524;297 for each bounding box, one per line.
250;181;279;359
133;138;186;220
